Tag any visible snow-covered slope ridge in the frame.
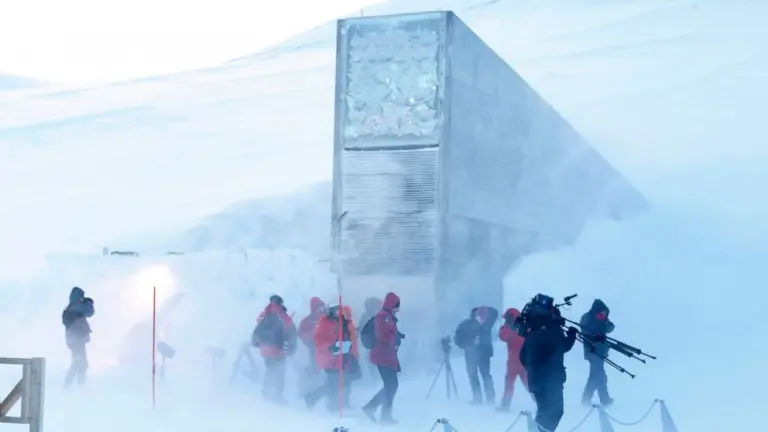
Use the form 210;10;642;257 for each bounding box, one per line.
0;72;47;91
2;0;765;259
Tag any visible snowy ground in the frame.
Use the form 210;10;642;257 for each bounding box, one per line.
0;249;671;432
1;0;767;431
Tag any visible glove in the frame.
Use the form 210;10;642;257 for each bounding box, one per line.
590;333;606;342
472;336;480;346
567;326;578;337
282;341;293;353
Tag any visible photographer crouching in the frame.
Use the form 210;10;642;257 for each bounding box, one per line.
516;294;577;432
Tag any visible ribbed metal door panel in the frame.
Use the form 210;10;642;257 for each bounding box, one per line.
339;147;439;275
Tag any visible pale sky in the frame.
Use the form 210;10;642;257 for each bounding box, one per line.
0;0;378;84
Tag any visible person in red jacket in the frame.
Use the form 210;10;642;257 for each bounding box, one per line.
298;297;326;371
252;295;297;403
362;292;403;425
303;304;359;412
498;308;529;412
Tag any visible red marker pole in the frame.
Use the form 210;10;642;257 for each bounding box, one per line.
152;286;157;409
337;294;344;418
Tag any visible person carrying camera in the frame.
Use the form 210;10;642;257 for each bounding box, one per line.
580;299;615;407
454;306;498;405
252;294;297;404
362;292;403;425
519;301;577;432
498;308;529;411
304;304;360;412
62;286;95;389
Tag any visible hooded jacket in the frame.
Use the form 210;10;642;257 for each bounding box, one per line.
369;292;402;371
254;301;297;358
454;306;499;357
359;297;382;330
579;299;615;358
499;308;525;362
62;287;94;345
298;297;326;347
313;306;359;370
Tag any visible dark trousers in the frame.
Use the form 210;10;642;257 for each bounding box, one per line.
363;366;399;420
532;382;565;432
64;341;88;388
263;356;287;402
305;369;351;411
582;354;611;403
362;351;379;383
465;352;495;403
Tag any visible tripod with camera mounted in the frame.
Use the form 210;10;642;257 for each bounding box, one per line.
426;336;459;400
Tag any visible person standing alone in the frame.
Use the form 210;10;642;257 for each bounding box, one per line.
62;287;95;389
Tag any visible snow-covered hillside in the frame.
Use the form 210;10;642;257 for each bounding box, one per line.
0;72;47;91
1;0;765;261
1;0;766;431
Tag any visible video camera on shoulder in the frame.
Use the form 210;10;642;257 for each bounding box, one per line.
514;293;567;336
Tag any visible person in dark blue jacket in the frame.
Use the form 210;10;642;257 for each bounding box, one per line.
62;287;95;388
580;299;615;406
454;306;499;405
520;317;577;432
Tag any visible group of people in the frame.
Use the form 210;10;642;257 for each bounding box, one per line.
451;300;615;431
58;285;615;432
250;292;404;425
248;290;616;431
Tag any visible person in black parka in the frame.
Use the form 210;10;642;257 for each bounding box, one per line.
62;287;95;388
454;306;499;405
520;316;577;432
580;299;615;406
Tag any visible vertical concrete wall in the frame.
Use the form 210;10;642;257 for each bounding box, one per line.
331;11;646;335
331;13;447;317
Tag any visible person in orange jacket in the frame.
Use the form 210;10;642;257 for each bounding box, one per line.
251;295;297;403
498;308;529;412
298;297;327;371
303;304;360;412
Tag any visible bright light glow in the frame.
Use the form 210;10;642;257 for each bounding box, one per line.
128;264;175;313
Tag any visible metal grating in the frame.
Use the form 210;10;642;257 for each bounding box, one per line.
339;147;440;275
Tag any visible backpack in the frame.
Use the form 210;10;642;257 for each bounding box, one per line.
252;312;284;347
62;308;77;327
360;317;376;349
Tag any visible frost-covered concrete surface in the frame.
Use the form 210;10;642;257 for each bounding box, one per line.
1;0;766;431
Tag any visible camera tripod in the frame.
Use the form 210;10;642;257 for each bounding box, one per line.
426;340;458;400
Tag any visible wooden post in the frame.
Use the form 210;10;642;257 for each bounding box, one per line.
0;357;46;432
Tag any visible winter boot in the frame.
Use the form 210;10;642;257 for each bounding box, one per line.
362;405;378;423
380;408;398;425
497;396;511;412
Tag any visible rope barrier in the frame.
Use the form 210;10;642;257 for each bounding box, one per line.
502;411;524;432
601;400;658;426
562;405;597;432
415;398;679;432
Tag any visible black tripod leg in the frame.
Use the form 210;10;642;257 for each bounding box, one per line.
445;361;458;398
445;361;450;399
426;361;445;399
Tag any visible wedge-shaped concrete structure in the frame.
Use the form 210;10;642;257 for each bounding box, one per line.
330;11;646;330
